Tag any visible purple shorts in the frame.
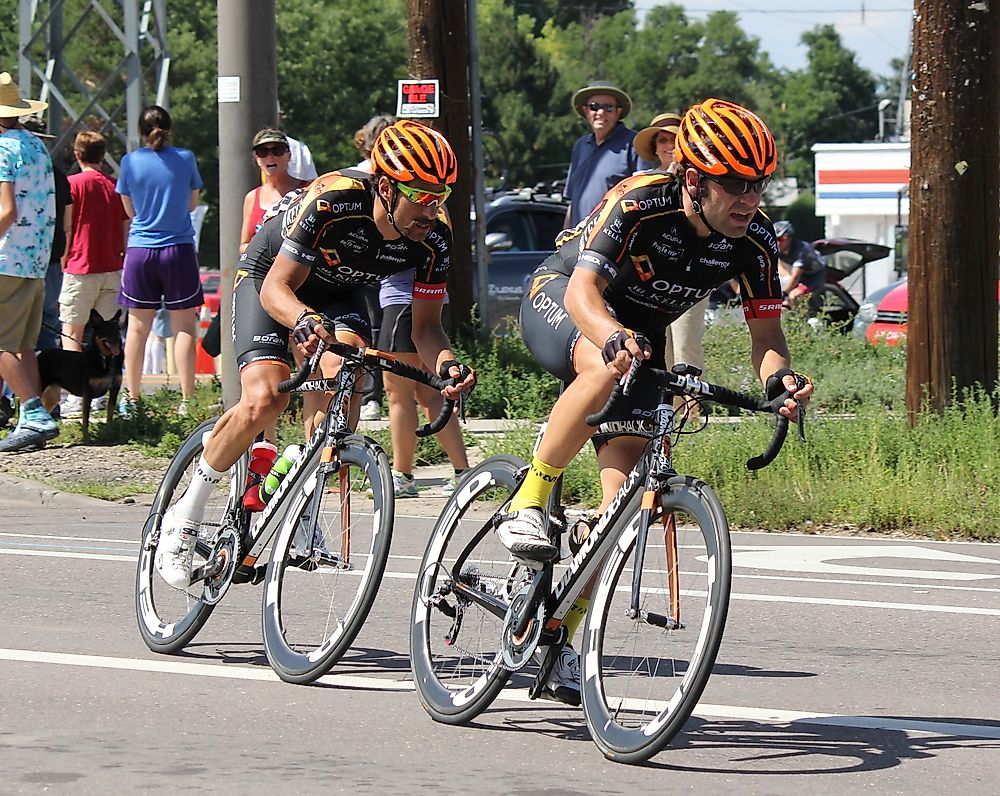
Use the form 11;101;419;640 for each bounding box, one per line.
119;244;204;310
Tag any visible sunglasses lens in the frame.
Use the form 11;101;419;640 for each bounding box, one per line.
715;176;770;195
587;102;616;112
397;183;451;207
254;145;287;157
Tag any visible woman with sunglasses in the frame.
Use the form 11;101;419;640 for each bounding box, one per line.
239;128;310;254
153;119;476;590
495;99;813;706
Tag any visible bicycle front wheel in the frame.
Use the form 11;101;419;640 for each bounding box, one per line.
581;475;732;764
261;435;393;684
410;454;530;724
136;418;243;653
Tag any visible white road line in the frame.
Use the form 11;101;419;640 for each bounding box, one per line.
2;548;998;615
2;647;997;740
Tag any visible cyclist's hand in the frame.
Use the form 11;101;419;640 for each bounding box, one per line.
438;359;476;400
601;329;651;376
766;367;813;420
291;310;333;356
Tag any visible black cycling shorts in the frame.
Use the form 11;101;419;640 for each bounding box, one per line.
519;266;668;448
232;269;373;371
377;303;417;354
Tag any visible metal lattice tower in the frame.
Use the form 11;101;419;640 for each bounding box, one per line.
17;0;169;167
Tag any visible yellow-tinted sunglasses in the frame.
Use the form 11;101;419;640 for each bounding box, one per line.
395;181;452;208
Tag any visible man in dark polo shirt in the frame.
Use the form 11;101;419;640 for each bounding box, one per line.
563;81;639;228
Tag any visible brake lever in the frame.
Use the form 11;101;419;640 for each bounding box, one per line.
796;401;806;442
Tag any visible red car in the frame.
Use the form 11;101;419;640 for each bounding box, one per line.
855;278;1000;345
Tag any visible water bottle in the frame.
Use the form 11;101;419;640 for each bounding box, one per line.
259;444;303;505
242;441;278;512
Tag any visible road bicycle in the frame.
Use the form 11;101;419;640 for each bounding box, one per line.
136;338;455;684
410;361;805;763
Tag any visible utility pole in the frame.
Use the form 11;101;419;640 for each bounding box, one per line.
216;2;278;407
906;0;1000;419
407;0;475;335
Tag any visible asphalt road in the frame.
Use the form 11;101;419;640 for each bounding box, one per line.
1;478;998;794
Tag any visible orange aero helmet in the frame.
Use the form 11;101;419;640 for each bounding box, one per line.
371;119;458;185
674;98;777;179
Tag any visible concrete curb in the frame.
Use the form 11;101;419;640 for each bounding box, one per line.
0;473;116;508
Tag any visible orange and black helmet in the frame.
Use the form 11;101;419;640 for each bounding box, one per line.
674;98;777;179
371;119;458;185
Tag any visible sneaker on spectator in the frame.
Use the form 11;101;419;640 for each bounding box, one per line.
177;399;190;418
92;394;108;412
118;392;137;417
0;424;56;453
441;473;462;497
392;470;419;498
359;400;381;421
60;395;84;419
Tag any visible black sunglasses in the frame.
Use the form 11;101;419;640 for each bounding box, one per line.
254;144;289;157
585;101;618;113
705;174;771;196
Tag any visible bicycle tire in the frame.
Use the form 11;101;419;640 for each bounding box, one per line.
261;434;393;684
135;418;243;653
410;454;528;724
581;475;732;764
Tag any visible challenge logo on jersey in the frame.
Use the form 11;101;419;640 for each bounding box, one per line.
528;273;560;299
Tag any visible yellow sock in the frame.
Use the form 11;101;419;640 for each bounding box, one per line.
509;456;565;513
563;597;590;645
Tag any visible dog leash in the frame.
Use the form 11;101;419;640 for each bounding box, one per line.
39;321;84;347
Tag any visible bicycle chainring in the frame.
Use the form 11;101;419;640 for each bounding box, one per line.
499;584;544;671
202;526;239;605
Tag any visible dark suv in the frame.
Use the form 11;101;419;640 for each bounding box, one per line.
479;188;568;331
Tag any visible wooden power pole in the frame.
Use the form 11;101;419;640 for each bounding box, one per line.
906;1;1000;418
408;0;475;336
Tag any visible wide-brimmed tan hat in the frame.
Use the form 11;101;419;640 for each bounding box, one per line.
0;72;48;119
572;81;632;120
634;112;682;162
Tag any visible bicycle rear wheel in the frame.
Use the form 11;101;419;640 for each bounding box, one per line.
581;475;732;764
261;435;393;684
410;455;529;724
135;418;244;653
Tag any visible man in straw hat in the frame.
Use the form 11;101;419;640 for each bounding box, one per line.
0;72;59;452
564;80;639;228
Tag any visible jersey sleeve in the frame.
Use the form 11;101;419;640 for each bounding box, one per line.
739;220;784;320
280;173;367;268
412;211;452;302
573;173;674;284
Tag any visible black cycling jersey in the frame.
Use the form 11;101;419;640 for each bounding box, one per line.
239;168;452;304
543;171;783;330
233;168;452;370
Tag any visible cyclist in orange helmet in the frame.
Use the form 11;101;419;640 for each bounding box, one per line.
499;99;811;705
154;119;474;589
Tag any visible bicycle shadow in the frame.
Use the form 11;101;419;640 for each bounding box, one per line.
482;709;1000;773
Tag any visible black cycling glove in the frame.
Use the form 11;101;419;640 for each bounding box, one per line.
601;329;651;366
291;311;330;347
438;359;476;388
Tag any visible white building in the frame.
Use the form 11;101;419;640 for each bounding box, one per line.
812;141;909;298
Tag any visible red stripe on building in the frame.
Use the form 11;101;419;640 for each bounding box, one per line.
818;169;909;184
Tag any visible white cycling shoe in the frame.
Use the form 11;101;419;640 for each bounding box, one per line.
496;508;557;561
536;644;581;707
154;506;200;588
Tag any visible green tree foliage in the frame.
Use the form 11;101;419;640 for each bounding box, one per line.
511;0;632;33
772;25;878;188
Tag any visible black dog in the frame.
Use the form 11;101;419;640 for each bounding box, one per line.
38;308;124;439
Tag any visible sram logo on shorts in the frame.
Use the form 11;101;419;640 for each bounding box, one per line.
744;299;783;318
